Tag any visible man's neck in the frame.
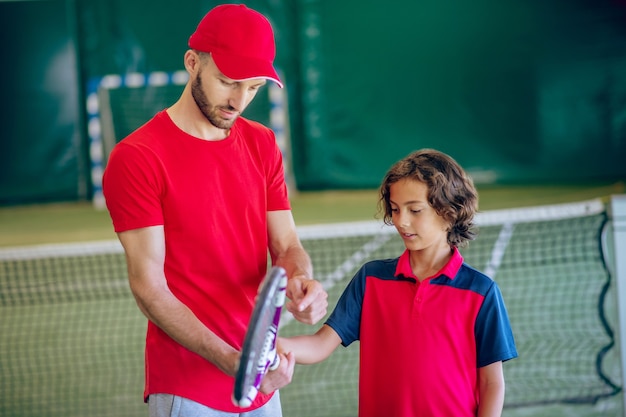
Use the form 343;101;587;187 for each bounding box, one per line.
167;95;230;141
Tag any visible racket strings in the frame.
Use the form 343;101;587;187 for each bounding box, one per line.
259;323;277;369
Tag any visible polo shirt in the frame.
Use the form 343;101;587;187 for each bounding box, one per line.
326;247;518;417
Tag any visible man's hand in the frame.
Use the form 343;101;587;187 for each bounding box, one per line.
285;276;328;325
259;351;296;394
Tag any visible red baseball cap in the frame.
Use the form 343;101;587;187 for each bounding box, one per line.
188;4;283;88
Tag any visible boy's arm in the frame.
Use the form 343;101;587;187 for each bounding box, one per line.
477;361;505;417
279;324;342;364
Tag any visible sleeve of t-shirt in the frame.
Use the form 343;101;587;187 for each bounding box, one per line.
102;141;165;233
475;281;519;367
264;130;290;212
325;265;368;347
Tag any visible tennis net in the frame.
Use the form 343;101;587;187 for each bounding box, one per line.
0;198;623;417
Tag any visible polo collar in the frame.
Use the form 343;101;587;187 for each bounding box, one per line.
395;247;464;281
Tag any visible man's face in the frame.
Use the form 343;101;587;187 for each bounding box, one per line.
191;55;266;130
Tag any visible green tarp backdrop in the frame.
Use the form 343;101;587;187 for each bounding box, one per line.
1;0;625;204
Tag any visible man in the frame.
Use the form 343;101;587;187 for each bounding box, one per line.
102;4;328;416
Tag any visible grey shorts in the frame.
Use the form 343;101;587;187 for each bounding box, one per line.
148;392;283;417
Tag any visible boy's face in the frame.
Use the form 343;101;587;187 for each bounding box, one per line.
388;178;450;251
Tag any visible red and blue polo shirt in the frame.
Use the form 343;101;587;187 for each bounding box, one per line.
325;247;518;417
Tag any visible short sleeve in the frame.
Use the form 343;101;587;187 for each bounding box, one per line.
325;265;368;346
102;142;165;233
475;282;518;367
264;130;290;212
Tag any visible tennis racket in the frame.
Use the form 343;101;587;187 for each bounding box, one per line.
232;266;288;408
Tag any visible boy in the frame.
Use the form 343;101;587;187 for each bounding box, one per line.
280;149;518;417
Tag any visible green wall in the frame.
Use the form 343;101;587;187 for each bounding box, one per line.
291;0;626;189
1;0;625;204
0;0;84;204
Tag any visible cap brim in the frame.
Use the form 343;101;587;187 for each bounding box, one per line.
212;52;283;88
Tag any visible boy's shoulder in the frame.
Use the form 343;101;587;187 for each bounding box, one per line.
359;257;400;278
434;262;496;296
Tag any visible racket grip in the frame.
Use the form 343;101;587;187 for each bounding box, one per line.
269;350;280;371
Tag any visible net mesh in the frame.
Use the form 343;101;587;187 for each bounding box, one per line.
0;199;621;417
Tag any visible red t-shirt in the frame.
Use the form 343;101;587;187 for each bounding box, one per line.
102;110;290;412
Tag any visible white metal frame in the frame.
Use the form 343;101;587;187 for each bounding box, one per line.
610;194;626;415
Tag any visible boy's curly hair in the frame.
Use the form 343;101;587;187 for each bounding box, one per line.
377;149;479;247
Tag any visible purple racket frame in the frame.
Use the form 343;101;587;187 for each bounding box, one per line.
233;266;288;408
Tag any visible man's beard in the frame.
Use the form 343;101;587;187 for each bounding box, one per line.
191;72;238;130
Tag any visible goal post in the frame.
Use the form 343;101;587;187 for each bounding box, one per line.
85;69;294;208
85;71;189;208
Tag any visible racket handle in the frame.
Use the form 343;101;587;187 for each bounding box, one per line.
269;350;280;371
